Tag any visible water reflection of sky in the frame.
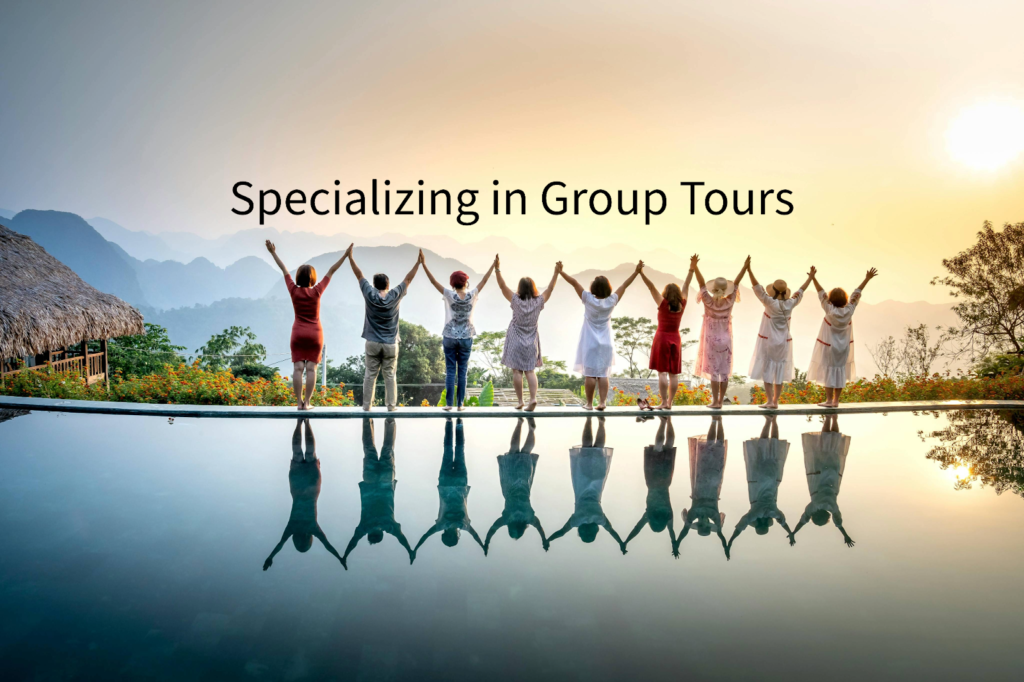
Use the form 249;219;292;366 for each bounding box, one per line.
0;410;1021;681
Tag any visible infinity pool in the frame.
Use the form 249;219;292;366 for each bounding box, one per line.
0;409;1021;681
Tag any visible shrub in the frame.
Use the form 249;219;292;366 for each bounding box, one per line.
974;354;1024;379
608;384;711;407
749;372;1024;404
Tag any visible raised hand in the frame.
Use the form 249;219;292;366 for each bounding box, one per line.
493;253;500;269
265;240;276;253
808;265;817;277
555;260;563;273
345;243;354;256
743;255;752;270
635;260;645;274
263;557;273;571
865;267;878;280
418;249;425;264
689;254;699;270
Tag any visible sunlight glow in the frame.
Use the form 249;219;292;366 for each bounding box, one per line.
946;101;1024;171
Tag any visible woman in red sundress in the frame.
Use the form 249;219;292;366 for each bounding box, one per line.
266;240;352;411
638;255;696;410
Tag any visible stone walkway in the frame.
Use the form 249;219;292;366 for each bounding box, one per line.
466;387;582;407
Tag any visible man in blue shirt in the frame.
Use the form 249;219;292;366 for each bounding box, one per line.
346;245;422;411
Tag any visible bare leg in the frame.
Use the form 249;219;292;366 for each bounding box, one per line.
596;377;609;410
583;376;596;410
714;416;725;442
818;387;833;408
664;417;675;448
582;416;594;447
303;418;317;460
760;415;772;439
292;362;305;410
292;418;304;460
655;416;667;448
595;416;607;447
523;418;536;453
709;380;725;408
658;372;670;408
513;370;525;409
760;381;772;409
707;418;718;441
770;414;779;439
303;361;317;410
832;387;843;407
773;382;783;407
510;417;524;452
525;370;538;411
663;374;679;410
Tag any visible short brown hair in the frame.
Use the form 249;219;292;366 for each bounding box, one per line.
828;287;848;307
590;276;612;299
663;283;684;312
296;264;317;288
517;277;539;299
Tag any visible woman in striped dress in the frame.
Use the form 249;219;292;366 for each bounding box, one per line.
495;257;562;411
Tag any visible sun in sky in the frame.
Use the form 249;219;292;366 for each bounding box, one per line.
946;100;1024;172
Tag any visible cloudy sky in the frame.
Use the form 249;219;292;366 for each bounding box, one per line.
2;0;1023;302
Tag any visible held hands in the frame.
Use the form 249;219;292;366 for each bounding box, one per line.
555;260;563;274
493;253;500;270
743;255;751;270
635;260;644;274
808;265;817;278
689;254;699;270
417;249;425;264
345;243;354;257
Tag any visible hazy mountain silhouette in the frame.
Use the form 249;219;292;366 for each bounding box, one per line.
88;217;191;263
6;210;148;306
0;208;16;220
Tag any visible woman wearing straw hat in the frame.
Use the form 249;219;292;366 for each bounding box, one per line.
747;262;816;409
421;256;496;411
692;255;749;409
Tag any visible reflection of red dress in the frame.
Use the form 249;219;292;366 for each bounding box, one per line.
286;274;331;363
649;298;686;373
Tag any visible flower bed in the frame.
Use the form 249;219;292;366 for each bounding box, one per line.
609;384;712;407
749;373;1024;405
1;363;356;407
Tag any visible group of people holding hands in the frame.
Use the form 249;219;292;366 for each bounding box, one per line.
266;240;879;412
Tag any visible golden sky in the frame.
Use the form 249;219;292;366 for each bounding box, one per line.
1;0;1023;302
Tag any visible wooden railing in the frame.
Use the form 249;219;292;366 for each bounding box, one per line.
2;344;108;385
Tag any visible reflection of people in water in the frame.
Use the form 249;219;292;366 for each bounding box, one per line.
341;418;415;566
415;418;485;554
729;414;794;551
484;417;549;553
549;416;626;552
624;416;679;557
264;418;345;570
792;413;854;547
676;416;730;558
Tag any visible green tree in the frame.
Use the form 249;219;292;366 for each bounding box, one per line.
196;326;275;380
612;316;656;378
923;410;1024;498
396;320;445;385
536;357;583;391
107;323;186;377
933;221;1024;358
474;330;513;387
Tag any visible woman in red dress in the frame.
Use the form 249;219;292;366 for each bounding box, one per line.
267;240;352;411
638;255;697;410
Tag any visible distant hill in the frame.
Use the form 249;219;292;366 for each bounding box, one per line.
88;217;191;263
6;210;148;306
0;208;16;220
112;245;279;310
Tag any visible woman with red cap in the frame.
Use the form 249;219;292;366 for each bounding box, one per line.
422;257;496;410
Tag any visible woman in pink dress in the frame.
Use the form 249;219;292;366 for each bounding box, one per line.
693;255;749;409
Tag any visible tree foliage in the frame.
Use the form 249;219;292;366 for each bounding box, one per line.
921;410;1024;498
868;324;948;377
107;323;186;377
932;221;1024;358
612;316;657;378
325;320;445;389
473;331;513;387
196;326;270;376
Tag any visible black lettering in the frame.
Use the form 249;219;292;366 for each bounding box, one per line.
395;190;414;215
776;190;794;215
431;189;451;215
705;190;727;215
231;181;253;215
590;189;611;215
259;189;281;225
286;189;306;215
759;189;775;214
505;189;526;215
732;190;753;215
371;179;379;215
346;190;365;215
457;190;479;226
573;189;588;214
542;181;567;215
617;190;638;215
645;189;667;225
310;190;329;216
679;182;705;215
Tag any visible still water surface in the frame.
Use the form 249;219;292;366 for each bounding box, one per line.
0;409;1022;681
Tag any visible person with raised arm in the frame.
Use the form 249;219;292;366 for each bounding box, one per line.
747;262;815;409
263;419;345;571
341;417;415;567
728;414;794;553
675;416;730;559
421;256;495;411
347;245;422;412
414;418;486;556
807;268;879;407
560;262;643;411
265;240;351;411
494;256;561;411
624;416;680;557
484;417;549;554
639;256;696;410
692;256;748;409
792;413;855;547
548;416;626;552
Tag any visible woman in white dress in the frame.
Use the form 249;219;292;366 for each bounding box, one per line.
692;256;749;409
728;415;794;552
548;417;626;551
677;416;730;559
484;417;548;553
494;257;562;411
559;262;643;410
807;268;879;407
747;263;815;409
792;413;854;546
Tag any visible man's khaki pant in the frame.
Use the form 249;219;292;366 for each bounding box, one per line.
364;341;398;409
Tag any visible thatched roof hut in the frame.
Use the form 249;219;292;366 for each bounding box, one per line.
1;223;145;360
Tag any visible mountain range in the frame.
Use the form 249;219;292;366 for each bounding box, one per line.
3;208;961;376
